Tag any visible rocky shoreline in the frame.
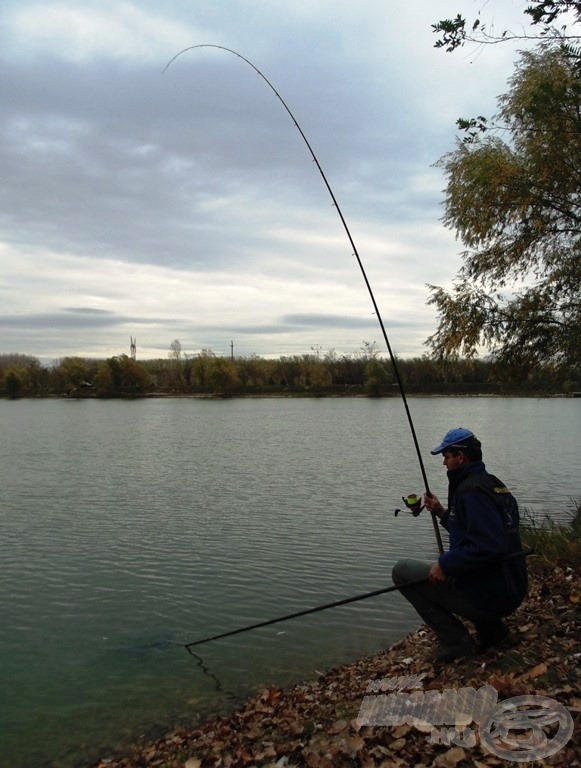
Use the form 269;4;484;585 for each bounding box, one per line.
94;564;580;768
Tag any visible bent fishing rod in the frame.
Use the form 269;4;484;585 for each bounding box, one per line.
164;45;443;554
184;549;534;651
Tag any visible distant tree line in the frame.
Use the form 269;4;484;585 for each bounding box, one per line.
1;344;579;399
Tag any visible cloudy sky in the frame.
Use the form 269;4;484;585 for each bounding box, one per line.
0;0;529;362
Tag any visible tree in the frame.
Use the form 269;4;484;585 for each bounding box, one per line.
93;355;150;394
191;348;216;389
94;361;114;395
205;357;239;393
55;357;89;391
168;339;183;386
301;354;332;391
118;355;151;391
4;368;23;399
169;339;182;360
433;2;581;56
364;358;391;396
427;46;581;371
358;341;380;361
25;357;48;395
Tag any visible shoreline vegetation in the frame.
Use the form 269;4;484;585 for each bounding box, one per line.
91;510;581;768
1;350;580;399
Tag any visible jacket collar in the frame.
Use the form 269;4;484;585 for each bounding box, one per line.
447;460;486;490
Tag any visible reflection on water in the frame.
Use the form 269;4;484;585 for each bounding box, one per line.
0;396;579;767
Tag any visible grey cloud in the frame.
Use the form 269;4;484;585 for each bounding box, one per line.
0;48;435;274
64;307;115;315
281;313;424;330
0;310;158;330
0;1;521;360
282;313;375;329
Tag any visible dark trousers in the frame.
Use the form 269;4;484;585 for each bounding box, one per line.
392;559;505;645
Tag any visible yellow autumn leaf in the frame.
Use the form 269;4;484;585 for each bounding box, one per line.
528;662;548;679
434;746;466;767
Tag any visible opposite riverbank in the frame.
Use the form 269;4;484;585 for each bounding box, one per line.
3;351;579;401
93;554;580;768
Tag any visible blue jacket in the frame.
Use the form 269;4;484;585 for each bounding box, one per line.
438;461;528;614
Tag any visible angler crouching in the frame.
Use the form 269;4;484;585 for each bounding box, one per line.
392;428;528;663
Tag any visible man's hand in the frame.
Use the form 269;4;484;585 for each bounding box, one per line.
424;493;446;518
428;562;446;582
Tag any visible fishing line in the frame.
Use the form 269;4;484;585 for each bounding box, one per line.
187;649;229;694
163;45;443;554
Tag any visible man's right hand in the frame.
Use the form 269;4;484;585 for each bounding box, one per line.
424;493;446;518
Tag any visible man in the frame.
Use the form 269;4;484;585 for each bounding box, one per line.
392;427;528;662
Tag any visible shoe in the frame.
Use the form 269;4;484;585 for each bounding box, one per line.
475;621;510;652
428;637;475;663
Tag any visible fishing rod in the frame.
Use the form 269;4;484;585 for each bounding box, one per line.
163;45;443;554
185;577;428;651
183;548;534;650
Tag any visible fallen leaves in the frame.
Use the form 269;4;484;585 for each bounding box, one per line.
327;719;348;734
92;562;581;768
520;661;548;680
434;746;466;767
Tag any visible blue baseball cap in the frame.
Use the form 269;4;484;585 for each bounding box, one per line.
431;427;475;455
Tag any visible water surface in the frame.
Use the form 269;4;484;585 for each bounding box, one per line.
0;396;579;767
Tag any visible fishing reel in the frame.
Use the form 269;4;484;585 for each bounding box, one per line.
394;493;424;518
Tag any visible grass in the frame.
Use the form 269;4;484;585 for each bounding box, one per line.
520;498;581;567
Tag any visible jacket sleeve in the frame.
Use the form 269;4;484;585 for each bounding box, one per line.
439;511;451;532
438;490;509;574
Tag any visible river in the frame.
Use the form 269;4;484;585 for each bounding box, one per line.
0;396;579;767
